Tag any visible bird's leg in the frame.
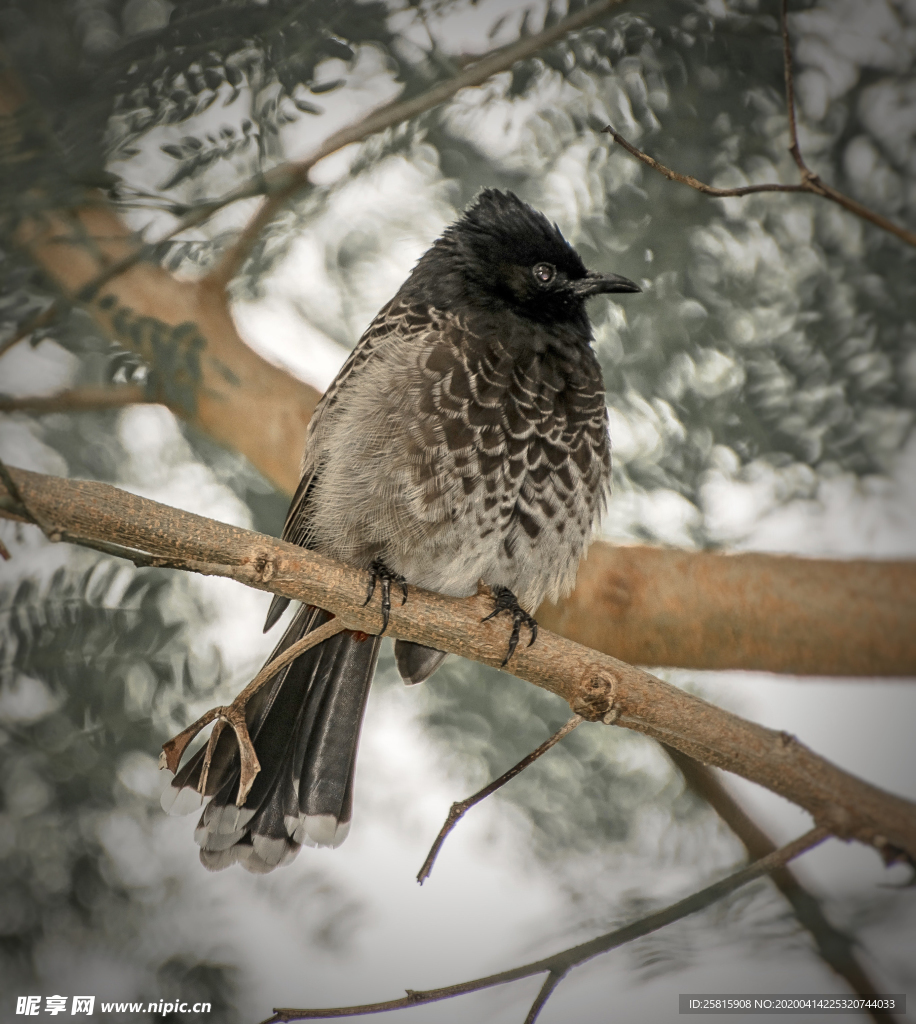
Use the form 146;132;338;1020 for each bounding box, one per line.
482;585;539;666
363;558;408;635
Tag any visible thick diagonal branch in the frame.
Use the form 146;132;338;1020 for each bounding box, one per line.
1;465;914;863
0;385;149;415
206;0;631;287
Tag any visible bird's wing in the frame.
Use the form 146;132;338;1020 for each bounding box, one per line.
265;300;421;631
278;298;408;547
281;297;451;548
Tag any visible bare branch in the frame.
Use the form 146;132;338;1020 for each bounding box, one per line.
667;747;898;1024
0;301;62;358
536;544;916;678
0;384;150;415
602;125;808;198
523;969;567;1024
160;616;346;804
602;3;916;249
17;201;323;494
417;715;582;884
780;0;804;172
2;465;914;863
264;827;829;1022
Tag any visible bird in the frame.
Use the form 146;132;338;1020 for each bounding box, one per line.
161;189;640;872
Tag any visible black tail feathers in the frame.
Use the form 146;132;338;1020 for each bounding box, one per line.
393;640;447;685
161;606;380;873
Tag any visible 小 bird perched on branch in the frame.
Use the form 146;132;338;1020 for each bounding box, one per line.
161;188;640;871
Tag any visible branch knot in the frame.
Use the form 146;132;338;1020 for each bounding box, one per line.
572;671;617;722
252;550;278;584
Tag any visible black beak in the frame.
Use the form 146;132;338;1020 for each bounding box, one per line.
574;271;641;297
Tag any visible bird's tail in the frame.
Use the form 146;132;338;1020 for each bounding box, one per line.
161;606;381;873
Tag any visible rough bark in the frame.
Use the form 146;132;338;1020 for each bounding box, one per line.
538;544;916;677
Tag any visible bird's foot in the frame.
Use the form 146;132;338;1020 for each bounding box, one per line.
482;585;538;666
364;559;408;635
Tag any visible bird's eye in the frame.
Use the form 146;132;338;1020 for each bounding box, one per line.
532;262;556;285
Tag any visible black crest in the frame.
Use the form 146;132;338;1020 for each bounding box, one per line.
450;189;588;283
403;189;597;330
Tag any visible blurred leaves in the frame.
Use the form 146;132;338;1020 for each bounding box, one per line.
96;296;206;413
158;122;261;191
0;559;226;995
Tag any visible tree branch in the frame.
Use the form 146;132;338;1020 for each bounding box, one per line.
204;0;631;290
161;615;347;803
602;125;809;197
601;0;916;249
536;544;916;678
1;464;914;864
666;748;897;1024
523;969;567;1024
15;202;322;494
0;384;150;415
209;0;632;289
0;301;62;358
603;125;916;249
263;828;829;1022
417;715;582;884
781;0;804;172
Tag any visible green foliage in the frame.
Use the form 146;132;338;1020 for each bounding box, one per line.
98;296;206;413
157;121;260;190
0;559;233;1004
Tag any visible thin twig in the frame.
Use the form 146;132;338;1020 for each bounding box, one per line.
781;0;803;172
665;747;895;1024
602;2;916;249
417;715;582;884
160;616;346;805
265;827;830;1022
603;126;808;197
0;384;150;415
73;0;631;301
523;969;567;1024
0;302;62;359
238;616;344;710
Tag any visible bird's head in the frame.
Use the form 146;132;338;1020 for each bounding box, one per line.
411;189;640;334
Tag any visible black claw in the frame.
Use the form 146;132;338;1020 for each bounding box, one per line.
364;559;408;635
482;586;539;666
